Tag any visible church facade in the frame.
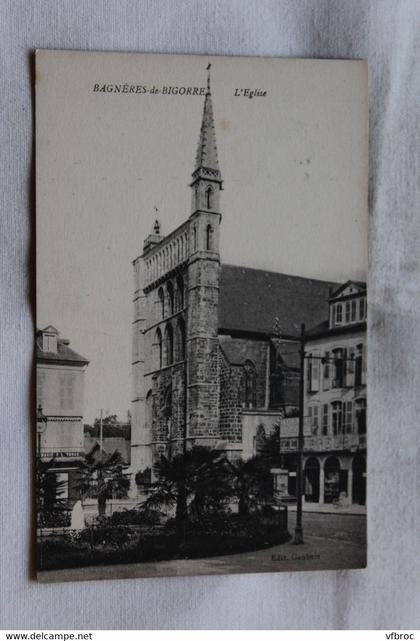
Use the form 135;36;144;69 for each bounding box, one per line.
130;74;343;479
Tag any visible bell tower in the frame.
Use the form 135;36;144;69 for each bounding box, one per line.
186;64;223;445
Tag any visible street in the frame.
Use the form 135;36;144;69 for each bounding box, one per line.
38;511;366;583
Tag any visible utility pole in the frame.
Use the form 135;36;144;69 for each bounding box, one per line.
99;408;103;460
294;323;305;545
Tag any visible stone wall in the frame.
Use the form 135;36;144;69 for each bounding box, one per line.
218;337;269;442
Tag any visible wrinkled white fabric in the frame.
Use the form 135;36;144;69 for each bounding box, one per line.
1;0;419;630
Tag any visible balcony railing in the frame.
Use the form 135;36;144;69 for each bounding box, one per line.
280;433;366;453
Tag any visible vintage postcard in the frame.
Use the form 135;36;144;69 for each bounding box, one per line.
35;50;368;582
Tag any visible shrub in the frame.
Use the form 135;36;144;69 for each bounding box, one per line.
38;511;291;572
38;510;71;528
110;507;164;526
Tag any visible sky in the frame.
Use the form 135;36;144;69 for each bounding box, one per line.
36;51;367;423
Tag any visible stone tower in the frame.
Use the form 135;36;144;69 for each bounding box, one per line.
186;65;223;444
130;66;222;481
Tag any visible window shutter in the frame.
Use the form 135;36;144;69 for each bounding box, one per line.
361;344;367;385
342;348;348;385
322;404;329;434
345;401;353;433
322;351;330;390
306;355;312;392
346;348;355;386
311;352;320;392
313;405;319;434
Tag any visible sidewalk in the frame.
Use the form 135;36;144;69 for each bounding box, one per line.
287;502;366;516
38;525;366;583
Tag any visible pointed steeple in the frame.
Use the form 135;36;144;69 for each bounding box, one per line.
192;64;221;182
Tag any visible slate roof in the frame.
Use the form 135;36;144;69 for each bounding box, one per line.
36;330;89;364
305;319;367;339
219;264;339;338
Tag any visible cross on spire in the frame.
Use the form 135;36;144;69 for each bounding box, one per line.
206;62;211;93
153;207;161;235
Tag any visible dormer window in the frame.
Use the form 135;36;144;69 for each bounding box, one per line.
42;332;57;353
329;282;367;329
335;303;343;325
345;302;351;323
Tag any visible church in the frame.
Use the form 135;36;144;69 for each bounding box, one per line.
130;71;340;480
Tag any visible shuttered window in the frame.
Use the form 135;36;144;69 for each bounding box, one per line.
322;404;329;435
344;401;353;433
59;373;75;410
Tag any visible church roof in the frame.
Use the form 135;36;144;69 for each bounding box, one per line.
219;264;339;338
193;73;220;176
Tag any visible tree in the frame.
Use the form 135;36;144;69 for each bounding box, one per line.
143;446;231;539
84;413;131;439
257;422;282;468
76;451;130;517
36;457;68;525
227;456;273;517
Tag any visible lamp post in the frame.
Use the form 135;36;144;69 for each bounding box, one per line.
293;323;305;544
36;403;47;459
273;319;306;544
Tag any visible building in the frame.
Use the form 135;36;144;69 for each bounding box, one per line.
84;436;131;465
279;281;367;506
36;325;89;502
130;71;357;480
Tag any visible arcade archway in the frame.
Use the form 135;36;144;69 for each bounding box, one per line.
304;457;320;503
352;454;366;505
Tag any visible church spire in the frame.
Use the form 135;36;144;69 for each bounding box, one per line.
192;63;221;181
191;64;223;217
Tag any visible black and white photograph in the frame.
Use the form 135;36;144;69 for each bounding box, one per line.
35;51;368;582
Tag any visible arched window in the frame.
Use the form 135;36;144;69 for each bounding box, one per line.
324;456;341;503
164;323;173;366
176;274;184;311
158;287;165;319
255;424;266;455
167;281;174;316
206;224;213;251
154;328;163;369
243;360;257;408
175;317;186;361
205;186;213;209
193;225;197;250
145;390;153;428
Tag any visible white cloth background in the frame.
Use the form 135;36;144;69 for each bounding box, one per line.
1;0;419;630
